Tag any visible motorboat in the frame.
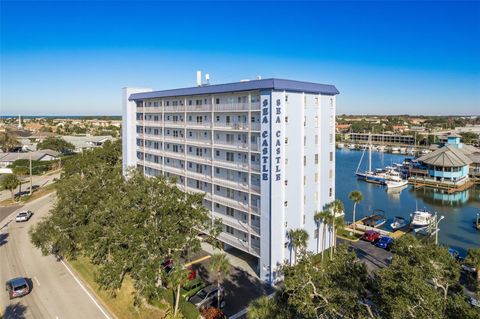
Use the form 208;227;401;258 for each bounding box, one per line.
363;209;387;228
337;143;345;149
385;179;409;189
421;149;431;155
390;216;409;230
391;147;400;154
410;209;433;227
348;144;356;150
377;145;386;152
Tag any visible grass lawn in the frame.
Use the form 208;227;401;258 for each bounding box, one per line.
69;255;167;319
337;228;363;241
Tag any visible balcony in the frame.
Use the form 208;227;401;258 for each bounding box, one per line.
163;136;185;143
143;121;163;127
214;103;250;112
186;122;212;129
213;195;249;213
213;212;260;237
163;165;185;175
186;105;212;112
250;143;260;152
163;150;185;160
185;153;212;164
250;163;260;172
143;147;163;156
217;232;259;257
144;107;161;113
186;138;212;147
251;102;261;110
163;121;185;128
143;134;163;141
214;123;249;131
164;105;185;112
187;170;212;182
136;107;144;113
213;177;249;192
250;184;261;195
250;123;261;131
214;159;249;172
214;141;249;152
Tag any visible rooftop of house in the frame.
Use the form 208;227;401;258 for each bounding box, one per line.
0;149;60;162
418;144;477;167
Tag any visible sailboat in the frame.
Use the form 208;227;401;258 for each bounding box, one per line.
355;133;387;184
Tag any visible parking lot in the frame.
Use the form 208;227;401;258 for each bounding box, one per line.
187;249;275;317
338;238;393;272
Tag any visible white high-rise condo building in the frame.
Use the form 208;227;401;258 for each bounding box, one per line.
122;78;339;284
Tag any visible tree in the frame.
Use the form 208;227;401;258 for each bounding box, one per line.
37;137;75;154
208;253;231;309
326;199;344;256
1;174;20;200
0;130;19;152
465;248;480;286
280;245;369;318
313;210;325;254
167;265;189;317
29;140;221;307
348;190;363;230
287;229;309;264
12;166;28;194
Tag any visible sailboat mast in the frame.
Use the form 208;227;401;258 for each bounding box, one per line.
368;132;372;172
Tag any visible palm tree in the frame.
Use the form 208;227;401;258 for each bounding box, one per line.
348;190;363;230
288;228;309;264
328;199;345;256
209;253;231;308
314;210;329;258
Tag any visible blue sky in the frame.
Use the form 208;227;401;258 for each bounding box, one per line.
1;1;479;116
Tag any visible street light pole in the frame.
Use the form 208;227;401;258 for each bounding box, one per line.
29;154;33;196
434;213;445;245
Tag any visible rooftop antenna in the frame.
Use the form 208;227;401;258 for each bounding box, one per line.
205;73;210;85
196;70;202;87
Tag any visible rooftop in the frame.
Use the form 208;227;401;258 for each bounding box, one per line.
129;78;339;101
0;149;60;162
418;144;473;167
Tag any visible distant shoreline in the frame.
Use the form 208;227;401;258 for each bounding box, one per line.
0;115;121;120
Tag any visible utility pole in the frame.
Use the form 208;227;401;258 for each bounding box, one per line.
29;154;33;196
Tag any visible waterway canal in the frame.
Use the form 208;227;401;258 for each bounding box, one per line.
335;149;480;254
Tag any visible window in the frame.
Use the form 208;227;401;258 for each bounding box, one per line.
315;154;319;164
304;136;306;146
226;152;234;162
188;100;193;106
329;188;333;197
216;167;220;174
329;152;333;162
329;169;333;179
315;135;319;144
285;137;288;144
285;116;288;123
226;116;230;124
284;201;288;207
315;116;319;128
226;207;234;217
315;173;318;182
304;156;306;166
226;226;234;235
329;134;333;143
315;97;319;105
216;98;220;104
216;185;220;191
285;95;289;102
304;116;306;126
285;158;288;165
304;176;306;185
285;180;288;186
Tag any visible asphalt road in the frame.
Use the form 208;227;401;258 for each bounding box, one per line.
338;238;393;272
0;193;112;319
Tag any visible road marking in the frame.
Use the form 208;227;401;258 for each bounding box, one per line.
60;260;112;319
185;255;211;267
34;276;40;286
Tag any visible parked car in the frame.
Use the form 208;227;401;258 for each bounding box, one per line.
5;277;30;299
362;230;380;243
190;285;225;310
15;211;33;222
375;236;394;250
181;278;206;300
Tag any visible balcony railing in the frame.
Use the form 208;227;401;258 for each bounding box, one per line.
143;121;162;127
163;121;185;128
163;136;185;143
186;105;212;112
217;232;259;257
213;177;249;192
214;141;249;151
214;103;249;112
185;153;212;164
250;123;261;131
186;138;212;146
187;170;212;182
143;134;163;141
213;195;249;212
214;159;249;171
213;212;260;237
186;122;212;129
164;105;185;112
143;107;161;113
214;123;249;131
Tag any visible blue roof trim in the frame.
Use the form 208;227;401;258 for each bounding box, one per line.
128;78;339;100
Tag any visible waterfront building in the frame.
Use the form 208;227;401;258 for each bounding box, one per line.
410;134;480;191
349;132;415;146
122;78;339;283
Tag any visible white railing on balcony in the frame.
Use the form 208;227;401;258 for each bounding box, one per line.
214;103;250;112
250;143;260;152
250;163;260;172
163;136;185;143
186;138;212;146
136;107;144;113
143;121;162;127
250;184;261;194
187;171;212;182
163;121;185;128
186;122;212;129
143;147;163;156
164;105;185;112
163;165;184;175
217;232;259;257
213;195;249;212
143;134;163;141
214;141;249;151
163;150;185;160
186;105;212;112
214;159;249;171
213;177;249;192
214;123;249;131
213;212;260;237
185;153;212;164
251;101;261;110
144;107;161;113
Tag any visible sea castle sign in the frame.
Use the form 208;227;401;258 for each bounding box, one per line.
261;97;282;181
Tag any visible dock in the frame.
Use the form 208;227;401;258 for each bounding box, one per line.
408;177;475;194
347;217;411;239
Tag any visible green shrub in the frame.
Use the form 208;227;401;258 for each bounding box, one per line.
179;298;200;319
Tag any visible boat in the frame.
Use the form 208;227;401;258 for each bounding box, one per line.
363;209;387;228
390;216;409;230
410;209;433;227
474;213;480;231
385;170;409;188
348;144;356;150
385;179;408;189
337;143;345;149
355;134;388;184
421;149;431;155
377;145;386;152
391;147;400;154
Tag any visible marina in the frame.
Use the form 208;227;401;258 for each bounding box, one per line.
336;148;480;254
